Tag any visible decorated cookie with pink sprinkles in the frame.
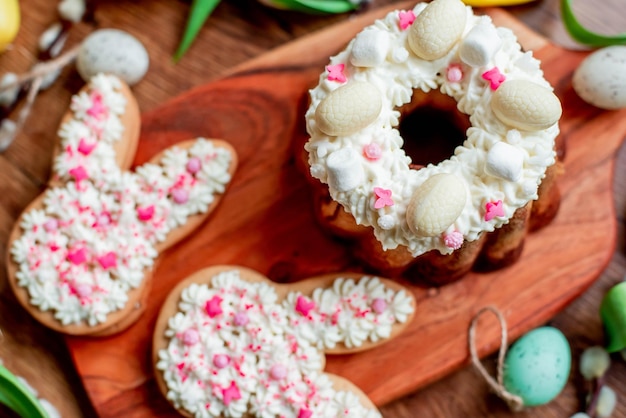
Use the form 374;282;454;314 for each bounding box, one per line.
153;266;415;418
7;74;238;336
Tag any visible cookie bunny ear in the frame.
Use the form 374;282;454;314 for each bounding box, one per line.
50;73;141;188
6;75;238;336
133;138;237;253
153;266;415;417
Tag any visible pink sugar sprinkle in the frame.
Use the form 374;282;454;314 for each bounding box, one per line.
213;354;230;369
69;166;88;182
398;10;415;30
482;67;506;90
270;364;287;380
298;408;313;418
77;138;97;155
295;296;316;317
484;200;505;221
171;188;189;204
233;312;249;326
97;251;117;270
443;231;464;250
373;187;394;209
183;329;200;346
43;218;58;232
137;205;155;221
326;64;346;83
186;157;202;174
205;295;223;318
363;143;382;161
446;64;463;83
67;247;88;265
87;92;107;119
75;283;92;298
372;298;387;314
222;381;241;406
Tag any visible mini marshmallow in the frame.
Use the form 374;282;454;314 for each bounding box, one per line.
485;142;524;182
459;25;502;68
377;215;395;230
350;30;390;68
326;148;365;192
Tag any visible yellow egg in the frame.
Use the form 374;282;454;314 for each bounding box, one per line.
0;0;20;52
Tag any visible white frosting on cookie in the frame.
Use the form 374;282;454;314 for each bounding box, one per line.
10;74;234;327
305;1;560;256
157;269;413;417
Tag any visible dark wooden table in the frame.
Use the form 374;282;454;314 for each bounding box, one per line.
0;0;625;417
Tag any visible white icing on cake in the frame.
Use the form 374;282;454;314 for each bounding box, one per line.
305;1;560;256
10;74;234;327
157;269;413;417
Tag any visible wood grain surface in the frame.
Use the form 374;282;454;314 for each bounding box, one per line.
0;0;625;417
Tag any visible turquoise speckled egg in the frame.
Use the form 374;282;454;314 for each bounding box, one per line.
503;326;571;406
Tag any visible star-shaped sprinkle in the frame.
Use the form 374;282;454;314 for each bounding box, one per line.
484;200;505;221
326;64;346;83
205;295;223;318
373;187;394;209
295;295;316;317
87;92;107;119
398;10;415;30
69;166;88;182
482;67;506;90
298;408;313;418
222;381;241;406
137;205;155;221
97;251;117;270
77;138;97;155
67;247;88;265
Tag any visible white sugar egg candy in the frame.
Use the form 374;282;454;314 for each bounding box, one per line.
503;326;571;406
77;29;149;86
573;46;626;110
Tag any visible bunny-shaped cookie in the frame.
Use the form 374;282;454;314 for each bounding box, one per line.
7;74;237;336
153;266;415;417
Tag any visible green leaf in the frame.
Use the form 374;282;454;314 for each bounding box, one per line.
600;282;626;353
289;0;357;14
261;0;356;14
561;0;626;47
0;365;48;418
174;0;223;62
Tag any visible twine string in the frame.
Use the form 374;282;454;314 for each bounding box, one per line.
468;305;524;412
0;44;81;94
0;44;82;150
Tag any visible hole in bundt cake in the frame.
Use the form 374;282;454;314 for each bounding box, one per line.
398;90;471;167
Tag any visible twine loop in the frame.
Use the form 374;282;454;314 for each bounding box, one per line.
468;305;524;412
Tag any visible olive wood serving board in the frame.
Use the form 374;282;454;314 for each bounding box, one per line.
65;3;626;416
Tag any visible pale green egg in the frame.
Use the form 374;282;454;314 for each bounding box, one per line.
503;326;571;406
